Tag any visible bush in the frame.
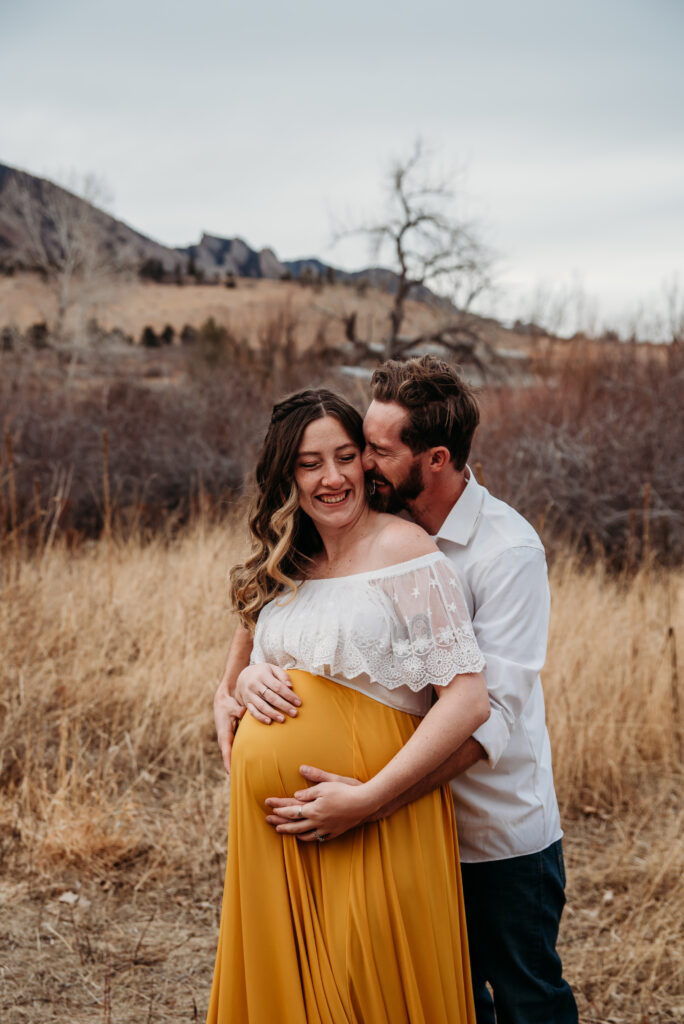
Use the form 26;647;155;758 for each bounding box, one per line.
4;335;677;568
1;326;17;351
0;361;268;539
139;258;165;282
195;317;227;367
141;326;160;347
472;343;684;568
27;322;49;349
0;325;353;544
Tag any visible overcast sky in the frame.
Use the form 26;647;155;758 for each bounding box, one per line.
1;0;682;335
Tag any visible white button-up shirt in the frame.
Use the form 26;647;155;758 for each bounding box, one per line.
435;471;562;862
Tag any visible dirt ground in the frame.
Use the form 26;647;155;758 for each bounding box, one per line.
2;812;680;1024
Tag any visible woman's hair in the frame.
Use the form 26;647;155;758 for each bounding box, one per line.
230;389;365;632
371;355;479;471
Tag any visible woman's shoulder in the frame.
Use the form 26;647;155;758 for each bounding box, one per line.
372;515;439;565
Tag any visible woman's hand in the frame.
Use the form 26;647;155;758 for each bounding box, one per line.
236;663;301;724
265;778;373;842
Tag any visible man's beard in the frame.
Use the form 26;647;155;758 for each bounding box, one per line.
368;459;425;514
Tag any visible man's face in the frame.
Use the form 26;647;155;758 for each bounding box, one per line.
362;400;426;514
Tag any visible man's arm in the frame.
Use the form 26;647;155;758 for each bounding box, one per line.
467;545;550;769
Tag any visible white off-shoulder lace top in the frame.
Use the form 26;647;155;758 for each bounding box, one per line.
252;551;485;717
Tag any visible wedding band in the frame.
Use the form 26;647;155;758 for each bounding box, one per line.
297;806;304;819
260;687;268;699
314;831;325;842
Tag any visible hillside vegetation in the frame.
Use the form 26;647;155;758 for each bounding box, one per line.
1;330;681;568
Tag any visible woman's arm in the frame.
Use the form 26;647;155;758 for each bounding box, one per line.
270;671;489;840
265;736;485;832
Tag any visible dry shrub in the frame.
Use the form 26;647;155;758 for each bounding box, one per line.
474;342;684;568
546;554;682;809
0;354;263;540
542;552;684;1020
3;335;681;569
0;517;247;881
0;319;354;544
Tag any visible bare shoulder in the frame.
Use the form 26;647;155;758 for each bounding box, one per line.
373;515;438;563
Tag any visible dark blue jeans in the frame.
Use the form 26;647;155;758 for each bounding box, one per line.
460;839;578;1024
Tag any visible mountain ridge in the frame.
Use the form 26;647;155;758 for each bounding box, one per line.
0;164;360;285
0;163;447;307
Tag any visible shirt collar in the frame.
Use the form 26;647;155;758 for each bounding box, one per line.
433;466;485;546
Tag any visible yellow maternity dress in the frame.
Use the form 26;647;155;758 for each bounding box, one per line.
207;553;485;1024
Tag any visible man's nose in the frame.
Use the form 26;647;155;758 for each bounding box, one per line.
361;448;375;471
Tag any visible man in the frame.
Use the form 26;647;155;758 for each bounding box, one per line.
214;355;577;1024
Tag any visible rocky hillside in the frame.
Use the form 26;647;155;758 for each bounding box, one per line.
0;163;334;285
0;163;437;299
0;163;188;274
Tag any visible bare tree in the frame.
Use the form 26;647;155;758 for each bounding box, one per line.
336;141;496;366
3;170;136;343
663;273;684;345
523;277;601;341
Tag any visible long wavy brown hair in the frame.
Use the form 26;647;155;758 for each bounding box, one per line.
230;389;365;632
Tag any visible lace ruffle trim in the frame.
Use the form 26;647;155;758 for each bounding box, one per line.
255;623;485;693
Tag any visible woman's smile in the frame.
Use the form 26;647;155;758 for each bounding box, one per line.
316;490;351;505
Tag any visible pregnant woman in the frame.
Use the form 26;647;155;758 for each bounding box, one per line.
206;389;489;1024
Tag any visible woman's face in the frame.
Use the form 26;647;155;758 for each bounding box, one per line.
294;416;366;531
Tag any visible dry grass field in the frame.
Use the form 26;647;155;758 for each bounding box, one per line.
0;274;439;350
1;519;682;1023
0;272;530;354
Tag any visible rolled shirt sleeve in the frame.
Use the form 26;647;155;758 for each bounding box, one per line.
470;545;550;768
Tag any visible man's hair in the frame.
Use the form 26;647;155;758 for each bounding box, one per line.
370;355;479;471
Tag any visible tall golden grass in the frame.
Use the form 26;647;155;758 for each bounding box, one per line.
1;520;682;1021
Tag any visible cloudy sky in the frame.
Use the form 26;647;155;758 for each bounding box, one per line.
1;0;682;334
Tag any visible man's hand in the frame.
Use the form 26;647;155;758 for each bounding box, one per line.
236;663;301;724
213;623;253;773
214;679;245;775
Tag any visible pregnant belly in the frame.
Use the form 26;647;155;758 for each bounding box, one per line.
231;669;419;808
